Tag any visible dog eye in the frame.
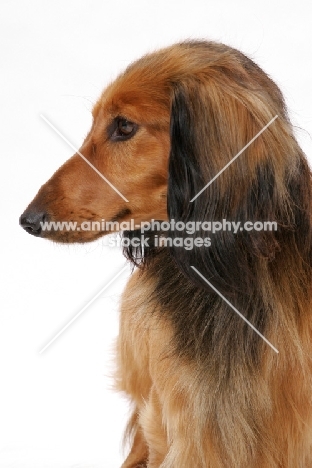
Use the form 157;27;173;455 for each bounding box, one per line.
109;117;138;141
118;119;135;136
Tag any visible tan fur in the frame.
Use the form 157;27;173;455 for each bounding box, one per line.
117;268;312;467
20;41;312;467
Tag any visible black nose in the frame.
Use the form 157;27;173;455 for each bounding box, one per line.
19;210;47;237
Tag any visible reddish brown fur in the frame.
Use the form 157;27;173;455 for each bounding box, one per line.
20;41;312;467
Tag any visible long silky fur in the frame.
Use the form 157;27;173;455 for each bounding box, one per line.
23;37;312;466
121;41;312;467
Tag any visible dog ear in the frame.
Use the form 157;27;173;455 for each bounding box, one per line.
168;79;312;298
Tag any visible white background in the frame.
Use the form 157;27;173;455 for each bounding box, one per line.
1;1;312;467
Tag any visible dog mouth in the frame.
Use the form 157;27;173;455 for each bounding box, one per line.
110;207;132;222
19;207;134;243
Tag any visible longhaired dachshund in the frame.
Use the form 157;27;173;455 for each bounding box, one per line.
20;41;312;467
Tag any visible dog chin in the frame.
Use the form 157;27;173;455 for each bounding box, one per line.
40;228;110;244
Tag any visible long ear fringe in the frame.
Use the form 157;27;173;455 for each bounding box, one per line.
168;79;312;305
122;66;312;323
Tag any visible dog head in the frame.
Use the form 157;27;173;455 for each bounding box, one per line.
20;41;311;293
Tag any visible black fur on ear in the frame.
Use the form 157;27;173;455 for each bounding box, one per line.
167;78;312;302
